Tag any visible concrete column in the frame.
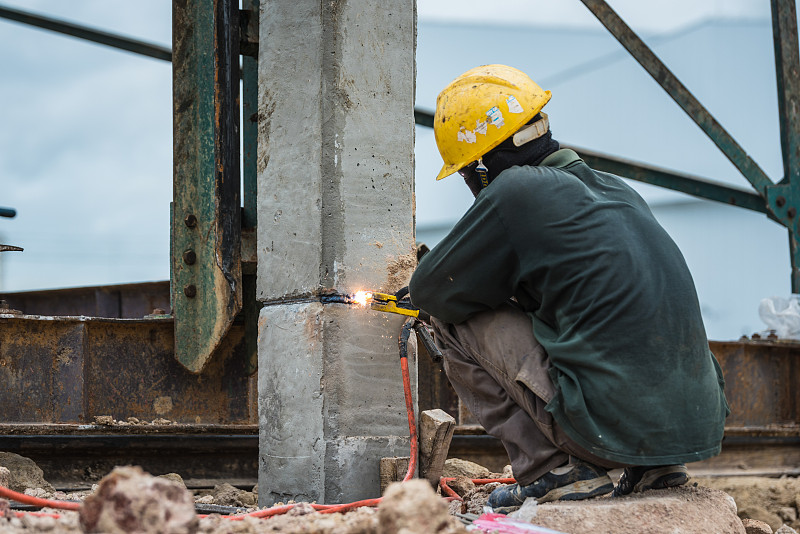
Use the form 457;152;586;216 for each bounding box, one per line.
256;0;417;505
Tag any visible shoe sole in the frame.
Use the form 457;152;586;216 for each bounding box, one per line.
538;475;614;504
632;465;689;493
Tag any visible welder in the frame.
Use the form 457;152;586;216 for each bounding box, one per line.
408;65;729;512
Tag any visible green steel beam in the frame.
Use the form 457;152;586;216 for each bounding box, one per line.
569;146;770;215
579;0;774;197
171;0;242;373
768;0;800;291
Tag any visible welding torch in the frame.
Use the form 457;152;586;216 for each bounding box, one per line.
322;289;442;361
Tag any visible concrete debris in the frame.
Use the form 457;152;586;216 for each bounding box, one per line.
697;476;800;532
211;483;257;507
442;458;490;480
447;476;476;498
527;486;745;534
378;479;467;534
501;464;514;479
777;526;799;534
159;473;187;489
79;466;198;534
0;498;11;520
742;518;774;534
92;415;176;426
0;466;10;488
0;452;55;493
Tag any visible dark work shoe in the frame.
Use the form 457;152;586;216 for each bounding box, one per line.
488;459;614;513
612;464;689;497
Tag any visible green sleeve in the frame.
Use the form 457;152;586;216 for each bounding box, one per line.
409;193;519;324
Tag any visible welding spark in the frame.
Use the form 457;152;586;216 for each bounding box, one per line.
352;290;372;306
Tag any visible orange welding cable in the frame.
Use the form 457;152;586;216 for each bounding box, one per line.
0;484;80;512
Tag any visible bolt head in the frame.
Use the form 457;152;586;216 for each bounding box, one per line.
777;196;787;208
789;207;797;218
183;284;197;298
183;249;197;265
184;214;197;228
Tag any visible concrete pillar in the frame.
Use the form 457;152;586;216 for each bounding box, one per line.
256;0;417;505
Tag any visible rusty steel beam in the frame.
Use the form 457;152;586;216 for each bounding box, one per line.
0;315;256;425
579;0;774;197
171;0;242;373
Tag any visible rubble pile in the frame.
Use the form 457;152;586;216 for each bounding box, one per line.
1;454;800;533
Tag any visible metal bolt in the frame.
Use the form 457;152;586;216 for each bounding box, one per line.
183;249;197;265
777;196;787;208
184;214;197;228
184;284;197;298
789;207;797;218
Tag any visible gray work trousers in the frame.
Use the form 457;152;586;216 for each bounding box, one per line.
432;302;624;485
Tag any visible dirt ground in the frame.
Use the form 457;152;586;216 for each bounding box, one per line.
2;455;800;533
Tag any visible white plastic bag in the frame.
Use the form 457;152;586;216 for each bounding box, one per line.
759;295;800;340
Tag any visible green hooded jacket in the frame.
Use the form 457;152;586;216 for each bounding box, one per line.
409;149;729;465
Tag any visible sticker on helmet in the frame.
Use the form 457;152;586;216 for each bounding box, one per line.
506;95;524;114
486;106;505;128
474;120;488;136
457;126;477;144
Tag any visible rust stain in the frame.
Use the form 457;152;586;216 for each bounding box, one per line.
386;252;417;294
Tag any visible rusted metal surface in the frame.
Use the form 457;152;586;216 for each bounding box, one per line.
172;0;242;373
0;281;170;318
709;339;800;428
0;425;257;489
0;315;257;424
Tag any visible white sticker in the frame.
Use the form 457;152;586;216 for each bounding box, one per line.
457;127;477;144
474;119;488;136
486;106;505;128
506;95;524;114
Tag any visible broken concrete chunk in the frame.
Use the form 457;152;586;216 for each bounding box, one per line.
776;526;799;534
0;452;55;493
742;518;774;534
529;486;744;534
0;466;9;489
158;473;187;489
741;505;784;531
379;479;466;534
442;458;490;480
448;476;476;498
93;415;114;426
79;465;197;534
211;482;256;507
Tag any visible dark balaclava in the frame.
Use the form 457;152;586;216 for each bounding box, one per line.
461;113;559;197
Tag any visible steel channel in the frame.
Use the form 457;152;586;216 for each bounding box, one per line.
171;0;242;373
0;5;171;61
579;0;774;197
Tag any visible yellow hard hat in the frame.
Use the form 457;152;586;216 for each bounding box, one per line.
433;65;551;180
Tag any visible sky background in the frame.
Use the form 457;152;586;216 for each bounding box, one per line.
0;0;790;339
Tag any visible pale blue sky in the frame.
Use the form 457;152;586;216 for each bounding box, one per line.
0;1;789;339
